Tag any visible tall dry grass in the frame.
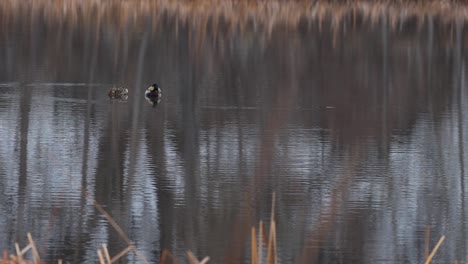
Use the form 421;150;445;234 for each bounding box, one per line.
1;0;468;37
0;200;451;264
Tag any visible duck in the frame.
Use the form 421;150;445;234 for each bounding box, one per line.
145;83;162;98
108;86;129;100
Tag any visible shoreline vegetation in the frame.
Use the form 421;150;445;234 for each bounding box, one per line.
2;0;468;34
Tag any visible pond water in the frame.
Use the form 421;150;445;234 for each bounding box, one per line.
0;5;467;264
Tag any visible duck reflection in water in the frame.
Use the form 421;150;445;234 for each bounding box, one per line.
145;96;161;107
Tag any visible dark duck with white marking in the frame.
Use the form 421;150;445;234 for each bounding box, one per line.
145;83;162;98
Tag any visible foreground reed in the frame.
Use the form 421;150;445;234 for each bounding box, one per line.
1;233;43;264
0;194;453;264
424;225;448;264
250;194;277;264
1;196;451;264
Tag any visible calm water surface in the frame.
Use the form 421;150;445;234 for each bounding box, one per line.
0;9;467;264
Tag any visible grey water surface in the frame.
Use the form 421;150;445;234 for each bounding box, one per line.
0;11;467;264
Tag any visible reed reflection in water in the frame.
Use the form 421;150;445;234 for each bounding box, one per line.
0;3;468;263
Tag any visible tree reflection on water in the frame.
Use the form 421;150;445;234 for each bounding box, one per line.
0;1;467;263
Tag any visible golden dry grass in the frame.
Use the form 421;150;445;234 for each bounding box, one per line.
2;0;468;36
1;199;450;264
1;233;43;264
250;193;278;264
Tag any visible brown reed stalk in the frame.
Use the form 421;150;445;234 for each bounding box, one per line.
261;221;269;249
266;219;277;264
425;225;430;261
270;193;276;223
19;245;31;256
187;251;197;264
93;202;149;264
258;221;264;264
102;244;112;263
266;193;277;264
251;227;258;264
94;203;131;244
4;233;43;264
14;243;22;263
266;226;273;262
247;193;279;264
160;249;169;264
186;251;210;264
272;221;277;264
199;256;210;264
160;248;182;264
97;249;105;264
27;233;41;263
110;246;132;263
424;236;446;264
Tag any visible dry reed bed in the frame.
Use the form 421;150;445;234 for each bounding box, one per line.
0;196;449;263
1;0;468;35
